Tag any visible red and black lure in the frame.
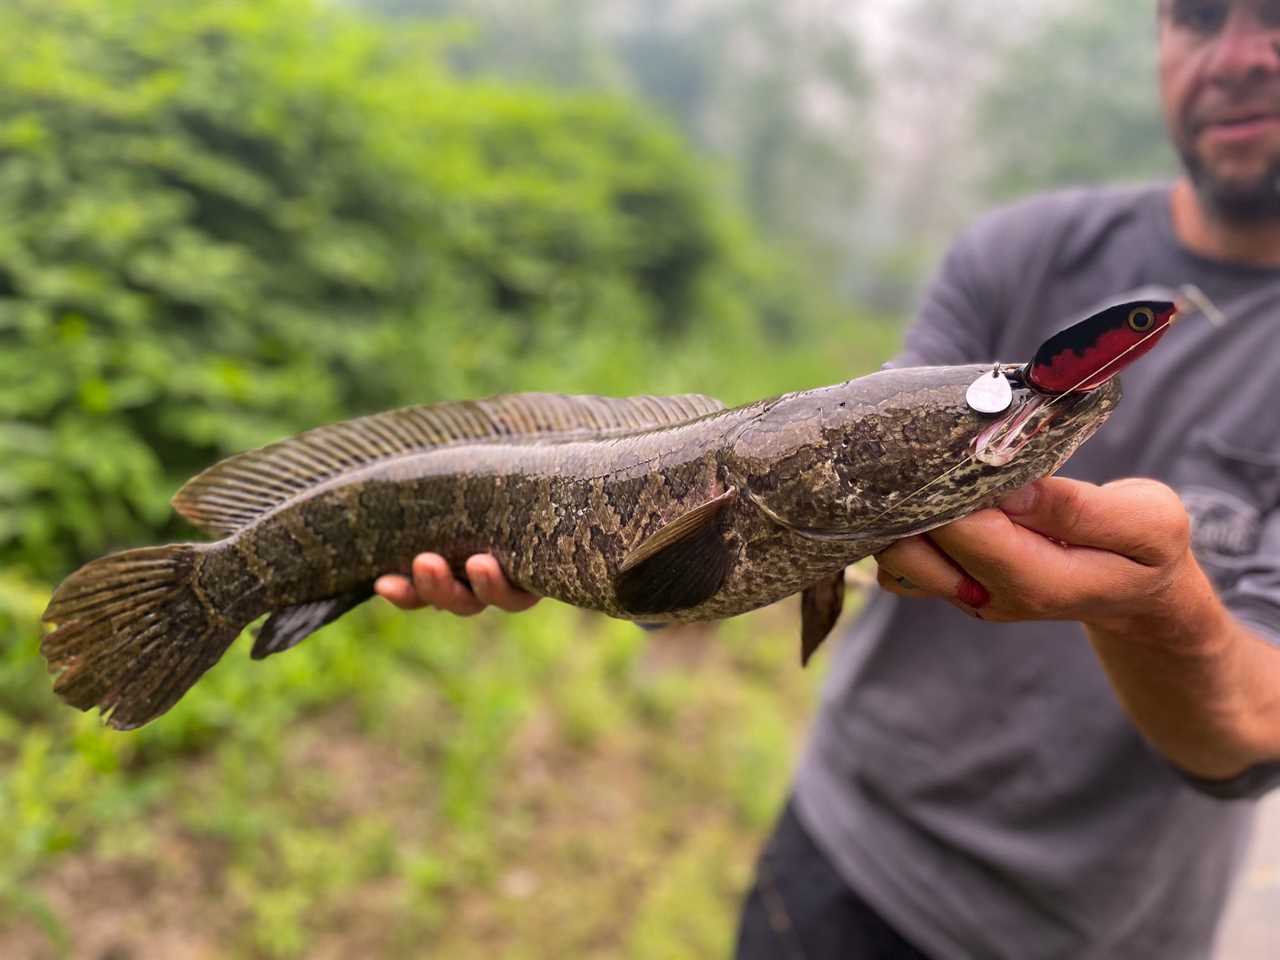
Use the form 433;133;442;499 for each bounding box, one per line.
1024;293;1179;394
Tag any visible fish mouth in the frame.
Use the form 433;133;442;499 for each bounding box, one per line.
971;370;1107;468
972;393;1051;467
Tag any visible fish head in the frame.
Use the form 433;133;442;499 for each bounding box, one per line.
732;364;1122;541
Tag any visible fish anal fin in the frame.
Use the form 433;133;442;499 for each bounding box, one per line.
614;489;736;615
800;570;846;666
251;584;376;660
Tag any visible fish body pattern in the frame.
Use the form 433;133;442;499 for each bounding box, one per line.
42;363;1121;729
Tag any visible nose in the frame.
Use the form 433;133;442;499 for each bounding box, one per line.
1202;13;1280;85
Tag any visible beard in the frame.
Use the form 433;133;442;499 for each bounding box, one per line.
1179;146;1280;224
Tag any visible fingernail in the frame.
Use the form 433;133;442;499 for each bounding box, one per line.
956;577;991;609
999;484;1038;516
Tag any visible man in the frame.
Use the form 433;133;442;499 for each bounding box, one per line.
376;1;1280;955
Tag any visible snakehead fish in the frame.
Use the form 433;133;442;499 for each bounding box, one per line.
40;295;1177;729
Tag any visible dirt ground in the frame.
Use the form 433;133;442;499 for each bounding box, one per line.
1217;791;1280;958
4;775;1277;959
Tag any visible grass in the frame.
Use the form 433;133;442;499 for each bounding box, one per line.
0;574;839;959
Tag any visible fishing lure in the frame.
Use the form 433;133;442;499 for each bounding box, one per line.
894;288;1187;519
1024;292;1180;393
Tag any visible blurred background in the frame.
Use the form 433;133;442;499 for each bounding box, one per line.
3;0;1267;957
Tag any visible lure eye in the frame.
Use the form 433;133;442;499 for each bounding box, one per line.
1127;306;1156;332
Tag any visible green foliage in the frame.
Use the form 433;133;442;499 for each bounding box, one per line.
0;563;822;957
0;0;852;581
623;825;745;960
0;1;880;956
976;1;1177;198
358;0;871;285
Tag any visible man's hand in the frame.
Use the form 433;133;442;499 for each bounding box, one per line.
875;475;1280;780
875;476;1202;636
375;553;540;616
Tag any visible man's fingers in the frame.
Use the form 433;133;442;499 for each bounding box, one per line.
876;536;952;593
927;502;1149;619
876;479;1194;623
412;553;484;616
375;574;426;610
875;565;928;595
377;553;538;616
876;535;990;608
466;555;541;612
996;477;1189;566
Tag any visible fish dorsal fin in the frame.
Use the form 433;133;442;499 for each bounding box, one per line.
173;392;725;536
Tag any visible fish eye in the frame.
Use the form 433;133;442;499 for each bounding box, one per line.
1127;306;1156;332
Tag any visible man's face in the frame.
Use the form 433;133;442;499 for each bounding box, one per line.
1159;0;1280;220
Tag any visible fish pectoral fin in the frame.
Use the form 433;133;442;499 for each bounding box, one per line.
614;488;737;615
800;570;845;666
618;487;737;575
251;583;376;660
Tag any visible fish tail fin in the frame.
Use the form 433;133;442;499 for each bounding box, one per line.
40;544;241;730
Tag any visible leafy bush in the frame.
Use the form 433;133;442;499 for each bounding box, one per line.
976;2;1175;198
0;0;841;580
0;3;882;954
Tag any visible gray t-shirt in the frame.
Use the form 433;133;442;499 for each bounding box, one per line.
794;184;1280;960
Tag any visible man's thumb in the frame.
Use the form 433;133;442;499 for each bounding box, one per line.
999;476;1186;566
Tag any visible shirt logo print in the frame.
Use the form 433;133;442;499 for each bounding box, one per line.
1179;486;1261;559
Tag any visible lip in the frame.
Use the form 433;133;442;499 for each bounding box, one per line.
1198;112;1280;146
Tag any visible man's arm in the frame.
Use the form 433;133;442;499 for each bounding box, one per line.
875;476;1280;783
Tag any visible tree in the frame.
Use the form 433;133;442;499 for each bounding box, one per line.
0;0;804;577
976;1;1175;199
354;0;871;284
